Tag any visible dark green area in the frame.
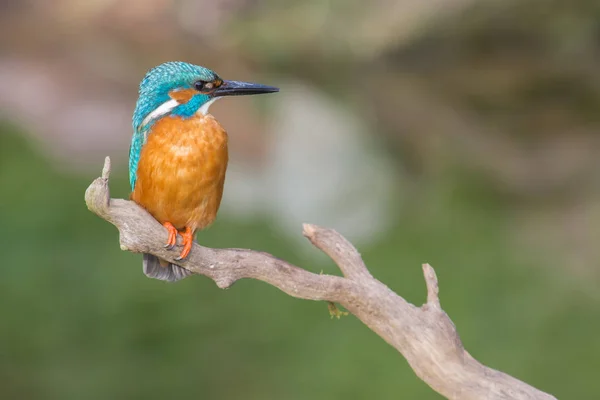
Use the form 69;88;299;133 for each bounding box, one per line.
0;126;596;399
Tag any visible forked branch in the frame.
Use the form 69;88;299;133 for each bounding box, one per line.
85;157;556;400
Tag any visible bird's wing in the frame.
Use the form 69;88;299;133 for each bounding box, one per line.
128;124;151;190
129;97;181;190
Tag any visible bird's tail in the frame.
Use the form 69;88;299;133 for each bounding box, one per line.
143;254;194;282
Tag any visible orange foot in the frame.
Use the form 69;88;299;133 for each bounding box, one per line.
163;222;178;250
175;226;194;261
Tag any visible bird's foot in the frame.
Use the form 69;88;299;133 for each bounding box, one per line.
175;226;194;261
163;222;178;250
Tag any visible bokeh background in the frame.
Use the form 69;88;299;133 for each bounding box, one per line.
1;0;599;398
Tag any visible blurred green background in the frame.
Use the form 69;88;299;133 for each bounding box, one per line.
1;0;599;398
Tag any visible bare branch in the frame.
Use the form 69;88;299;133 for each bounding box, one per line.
303;223;371;280
86;157;556;400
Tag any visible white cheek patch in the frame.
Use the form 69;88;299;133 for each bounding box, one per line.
141;98;180;129
198;97;220;116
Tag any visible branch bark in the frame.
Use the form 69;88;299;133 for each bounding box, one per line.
85;157;556;400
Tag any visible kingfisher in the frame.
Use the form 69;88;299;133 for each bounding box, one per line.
129;61;278;282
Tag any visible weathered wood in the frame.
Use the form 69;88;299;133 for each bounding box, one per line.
85;157;556;400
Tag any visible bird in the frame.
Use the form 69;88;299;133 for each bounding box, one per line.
129;61;279;282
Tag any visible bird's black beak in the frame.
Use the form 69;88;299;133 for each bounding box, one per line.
213;80;279;97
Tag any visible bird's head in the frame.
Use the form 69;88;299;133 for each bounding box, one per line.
132;61;278;133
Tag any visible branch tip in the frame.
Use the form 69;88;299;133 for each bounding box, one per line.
302;223;318;238
102;156;111;181
422;263;441;308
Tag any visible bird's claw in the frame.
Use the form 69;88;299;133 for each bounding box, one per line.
174;226;194;261
163;222;179;250
161;224;194;261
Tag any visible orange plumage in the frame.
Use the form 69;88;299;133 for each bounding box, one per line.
131;113;228;259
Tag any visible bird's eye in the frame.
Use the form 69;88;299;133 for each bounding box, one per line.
194;80;214;91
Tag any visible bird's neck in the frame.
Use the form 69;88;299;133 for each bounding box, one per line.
133;94;218;134
172;97;218;119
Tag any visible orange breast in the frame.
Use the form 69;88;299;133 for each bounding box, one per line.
131;114;228;232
